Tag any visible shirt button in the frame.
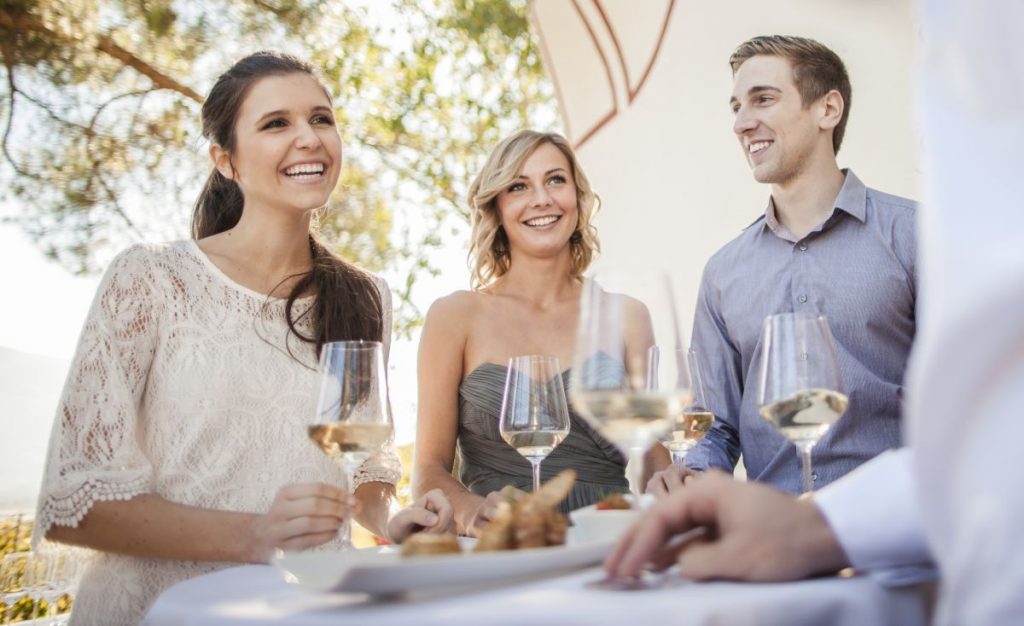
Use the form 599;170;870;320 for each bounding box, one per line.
799;243;808;251
812;472;818;481
798;294;808;303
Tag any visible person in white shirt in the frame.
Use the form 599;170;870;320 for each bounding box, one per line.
605;2;1024;623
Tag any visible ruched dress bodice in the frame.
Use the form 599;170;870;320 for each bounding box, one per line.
456;357;629;512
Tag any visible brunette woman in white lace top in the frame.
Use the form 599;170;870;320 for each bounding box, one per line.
32;52;452;626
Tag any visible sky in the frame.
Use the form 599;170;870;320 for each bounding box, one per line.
0;223;100;359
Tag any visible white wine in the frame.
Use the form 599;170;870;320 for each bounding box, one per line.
664;410;715;452
308;423;391;463
759;388;848;444
502;430;569;462
572;389;692;451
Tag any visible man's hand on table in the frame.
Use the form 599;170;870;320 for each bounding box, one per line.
607;471;850;582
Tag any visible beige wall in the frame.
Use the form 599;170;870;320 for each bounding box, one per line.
531;0;920;337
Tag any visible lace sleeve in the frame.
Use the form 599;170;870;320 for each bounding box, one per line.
352;276;401;489
33;245;162;544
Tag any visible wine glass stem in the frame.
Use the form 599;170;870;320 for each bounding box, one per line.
530;460;542;493
798;442;814;494
629;448;646;495
338;466;355;549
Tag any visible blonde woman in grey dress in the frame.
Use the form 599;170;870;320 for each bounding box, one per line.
413;130;670;536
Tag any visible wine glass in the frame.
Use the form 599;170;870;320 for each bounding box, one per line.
499;355;572;493
758;312;847;493
662;348;714;468
570;269;692;494
310;340;393;549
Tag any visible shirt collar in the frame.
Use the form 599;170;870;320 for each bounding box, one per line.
833;169;867;223
752;169;868;238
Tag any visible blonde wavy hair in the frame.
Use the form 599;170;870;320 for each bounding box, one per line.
467;130;600;290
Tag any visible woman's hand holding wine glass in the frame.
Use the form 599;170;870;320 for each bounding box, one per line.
248;483;360;561
308;340;394;548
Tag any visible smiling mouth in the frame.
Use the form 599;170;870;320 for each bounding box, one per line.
748;141;772;155
283;162;326;180
524;215;560;227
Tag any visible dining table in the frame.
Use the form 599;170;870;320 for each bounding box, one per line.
143;557;933;626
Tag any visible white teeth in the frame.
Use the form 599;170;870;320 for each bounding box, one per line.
525;215;559;227
749;141;771;154
284;163;325;175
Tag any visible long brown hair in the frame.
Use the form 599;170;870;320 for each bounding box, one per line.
192;51;383;357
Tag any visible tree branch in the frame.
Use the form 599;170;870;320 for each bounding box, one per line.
1;39;42;180
0;10;204;104
96;170;145;239
12;85;92;133
88;89;154;136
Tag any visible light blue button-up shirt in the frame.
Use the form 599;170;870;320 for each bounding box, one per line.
685;170;918;494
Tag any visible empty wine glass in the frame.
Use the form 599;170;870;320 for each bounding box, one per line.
309;340;394;548
499;355;572;493
662;348;714;468
758;312;847;493
570;269;692;494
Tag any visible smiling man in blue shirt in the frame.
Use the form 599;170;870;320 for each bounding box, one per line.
650;35;917;495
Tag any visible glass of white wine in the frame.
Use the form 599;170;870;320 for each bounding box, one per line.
758;312;847;493
663;348;714;468
310;340;393;548
499;355;571;493
570;269;692;494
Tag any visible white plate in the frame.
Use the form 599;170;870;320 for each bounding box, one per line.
273;538;613;596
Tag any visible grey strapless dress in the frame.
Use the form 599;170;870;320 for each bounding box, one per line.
457;359;629;513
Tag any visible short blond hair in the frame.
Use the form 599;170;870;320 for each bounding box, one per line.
467;130;600;290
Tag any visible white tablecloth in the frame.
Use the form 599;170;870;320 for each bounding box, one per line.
143;564;932;626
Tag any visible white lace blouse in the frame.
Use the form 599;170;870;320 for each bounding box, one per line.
33;240;401;626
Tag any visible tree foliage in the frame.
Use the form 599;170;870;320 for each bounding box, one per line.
0;0;556;334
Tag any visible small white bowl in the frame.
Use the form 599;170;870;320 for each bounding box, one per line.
568;504;641;545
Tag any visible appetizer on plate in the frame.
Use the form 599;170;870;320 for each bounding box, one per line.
399;533;463;557
476;469;575;552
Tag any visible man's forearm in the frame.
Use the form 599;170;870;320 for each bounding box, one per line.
685;425;739;472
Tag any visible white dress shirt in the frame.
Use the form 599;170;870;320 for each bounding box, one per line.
816;1;1024;624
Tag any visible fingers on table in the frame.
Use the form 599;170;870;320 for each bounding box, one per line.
421;489;454;530
604;506;676;578
606;474;731;578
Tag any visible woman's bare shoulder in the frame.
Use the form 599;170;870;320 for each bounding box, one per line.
428;289;489;316
424;290;493;333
